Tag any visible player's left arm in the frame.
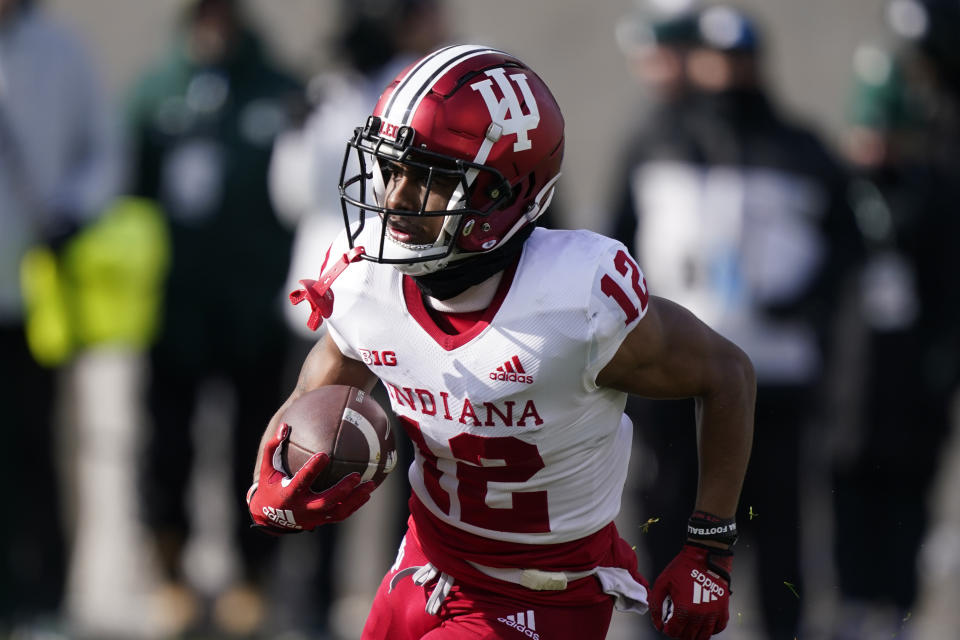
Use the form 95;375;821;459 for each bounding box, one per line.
597;294;755;516
598;295;755;639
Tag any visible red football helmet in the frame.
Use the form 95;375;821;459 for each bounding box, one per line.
339;44;565;275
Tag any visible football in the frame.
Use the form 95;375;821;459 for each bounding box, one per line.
280;385;397;492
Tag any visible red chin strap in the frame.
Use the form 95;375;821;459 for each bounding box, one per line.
289;247;365;331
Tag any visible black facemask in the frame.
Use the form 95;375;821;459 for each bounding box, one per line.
411;225;535;300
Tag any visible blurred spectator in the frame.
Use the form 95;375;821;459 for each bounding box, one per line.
59;197;171;639
267;1;450;632
831;0;960;636
124;0;302;634
608;5;862;639
0;0;120;631
610;1;701;245
271;0;452;333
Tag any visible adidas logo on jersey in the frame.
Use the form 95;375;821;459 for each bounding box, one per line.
489;355;534;384
690;569;725;603
497;609;540;639
262;506;302;530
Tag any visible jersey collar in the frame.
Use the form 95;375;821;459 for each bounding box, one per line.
402;257;519;351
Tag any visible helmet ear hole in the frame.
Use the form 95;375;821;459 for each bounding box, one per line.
494;182;518;211
522;173;536;200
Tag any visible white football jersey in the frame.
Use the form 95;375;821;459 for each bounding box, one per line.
325;225;650;544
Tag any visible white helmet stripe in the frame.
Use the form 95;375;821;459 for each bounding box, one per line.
380;43;460;119
382;44;507;127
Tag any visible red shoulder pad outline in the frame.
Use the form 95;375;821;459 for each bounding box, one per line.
289;246;365;331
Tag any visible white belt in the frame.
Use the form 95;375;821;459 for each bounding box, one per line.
392;561;646;617
467;561;597;591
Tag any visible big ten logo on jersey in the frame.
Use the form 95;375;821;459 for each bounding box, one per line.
359;348;397;367
601;249;650;325
470;68;540;152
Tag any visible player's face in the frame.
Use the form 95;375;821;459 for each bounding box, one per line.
382;161;459;246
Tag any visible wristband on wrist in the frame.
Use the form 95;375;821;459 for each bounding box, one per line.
687;510;738;547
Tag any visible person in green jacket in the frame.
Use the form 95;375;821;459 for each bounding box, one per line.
125;0;303;634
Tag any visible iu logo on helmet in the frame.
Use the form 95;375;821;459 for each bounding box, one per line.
470;68;541;152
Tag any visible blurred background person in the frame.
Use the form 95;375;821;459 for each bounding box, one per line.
271;0;451;332
60;195;172;640
267;1;451;634
831;0;960;637
124;0;303;635
610;0;704;256
608;4;863;639
0;0;121;633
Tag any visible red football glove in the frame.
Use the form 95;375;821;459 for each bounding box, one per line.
649;542;734;640
247;422;376;534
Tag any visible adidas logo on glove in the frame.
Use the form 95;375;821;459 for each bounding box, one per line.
262;506;302;529
650;535;734;636
690;569;725;604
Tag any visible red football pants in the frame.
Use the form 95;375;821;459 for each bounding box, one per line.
361;530;615;639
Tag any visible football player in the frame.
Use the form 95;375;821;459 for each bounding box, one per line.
246;44;755;640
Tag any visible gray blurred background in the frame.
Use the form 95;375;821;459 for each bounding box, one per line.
49;0;889;232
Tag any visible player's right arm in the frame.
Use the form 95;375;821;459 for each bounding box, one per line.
246;332;378;533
